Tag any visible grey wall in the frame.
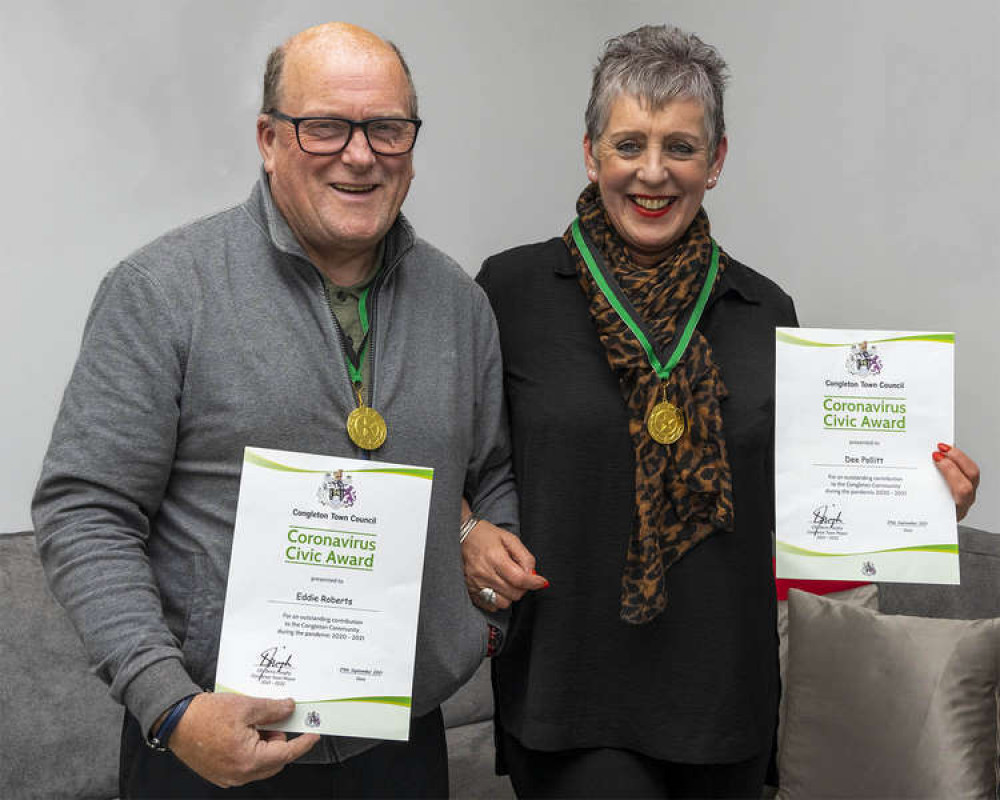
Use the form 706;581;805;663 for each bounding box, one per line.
2;0;995;534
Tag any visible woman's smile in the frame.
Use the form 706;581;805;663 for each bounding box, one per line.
630;194;676;216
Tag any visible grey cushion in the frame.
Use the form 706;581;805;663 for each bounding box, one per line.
779;589;1000;799
0;533;120;800
775;583;878;772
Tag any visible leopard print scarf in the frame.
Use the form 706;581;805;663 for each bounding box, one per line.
563;183;735;624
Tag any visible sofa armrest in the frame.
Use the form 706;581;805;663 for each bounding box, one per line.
0;532;120;800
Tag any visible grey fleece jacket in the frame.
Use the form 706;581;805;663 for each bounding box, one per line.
32;176;516;762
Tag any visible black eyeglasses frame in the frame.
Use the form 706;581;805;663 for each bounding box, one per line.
266;110;422;156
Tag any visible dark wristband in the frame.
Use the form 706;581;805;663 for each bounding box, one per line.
487;624;504;657
145;694;197;752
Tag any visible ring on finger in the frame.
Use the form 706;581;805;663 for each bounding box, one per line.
478;587;498;607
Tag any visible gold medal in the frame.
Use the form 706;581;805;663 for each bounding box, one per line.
346;386;387;450
647;385;685;444
648;402;685;444
347;406;387;450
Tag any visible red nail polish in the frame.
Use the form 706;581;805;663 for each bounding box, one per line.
937;443;952;453
531;569;537;575
543;580;550;589
932;451;944;462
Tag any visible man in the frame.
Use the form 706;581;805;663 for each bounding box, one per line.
33;22;539;797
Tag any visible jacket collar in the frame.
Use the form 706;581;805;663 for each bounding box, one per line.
553;236;761;306
712;258;763;306
247;167;416;270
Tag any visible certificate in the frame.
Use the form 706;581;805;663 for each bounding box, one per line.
214;447;433;740
775;328;957;584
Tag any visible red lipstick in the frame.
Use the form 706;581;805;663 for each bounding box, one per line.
629;195;675;218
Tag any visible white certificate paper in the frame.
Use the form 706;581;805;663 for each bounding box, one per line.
775;329;957;584
214;447;433;740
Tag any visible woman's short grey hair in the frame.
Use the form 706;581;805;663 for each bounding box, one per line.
259;40;419;118
585;25;730;158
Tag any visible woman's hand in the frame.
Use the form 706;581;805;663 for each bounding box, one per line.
933;443;980;521
460;502;548;611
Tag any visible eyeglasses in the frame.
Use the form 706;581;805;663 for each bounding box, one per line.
267;110;422;156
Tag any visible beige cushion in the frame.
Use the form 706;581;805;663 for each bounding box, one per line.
778;589;1000;799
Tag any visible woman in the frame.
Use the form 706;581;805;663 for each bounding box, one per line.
462;24;980;799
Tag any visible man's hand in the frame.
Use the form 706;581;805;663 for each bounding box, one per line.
168;693;319;788
462;519;548;611
933;443;980;522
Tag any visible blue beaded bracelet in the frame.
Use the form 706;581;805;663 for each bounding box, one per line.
145;694;197;752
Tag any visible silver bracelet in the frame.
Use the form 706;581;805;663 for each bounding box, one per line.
459;514;481;544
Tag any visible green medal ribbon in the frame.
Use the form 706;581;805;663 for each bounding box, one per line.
570;217;719;444
344;284;373;387
570;217;719;382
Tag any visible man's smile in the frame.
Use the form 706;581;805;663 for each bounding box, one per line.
331;182;377;194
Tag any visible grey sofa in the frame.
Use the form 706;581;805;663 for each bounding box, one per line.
3;526;997;799
0;531;511;800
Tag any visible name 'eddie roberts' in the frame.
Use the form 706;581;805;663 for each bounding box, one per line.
296;592;353;606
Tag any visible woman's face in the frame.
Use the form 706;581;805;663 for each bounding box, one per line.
584;94;727;267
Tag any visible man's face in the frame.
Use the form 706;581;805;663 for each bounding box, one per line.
257;43;415;266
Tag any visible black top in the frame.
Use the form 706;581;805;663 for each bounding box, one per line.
477;238;798;764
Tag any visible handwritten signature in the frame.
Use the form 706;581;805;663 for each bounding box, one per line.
811;505;843;528
257;646;294;673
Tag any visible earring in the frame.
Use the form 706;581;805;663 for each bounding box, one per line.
588;169;597;180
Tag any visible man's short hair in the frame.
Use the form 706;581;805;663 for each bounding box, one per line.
259;39;419;118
